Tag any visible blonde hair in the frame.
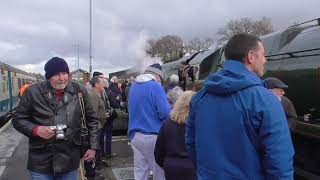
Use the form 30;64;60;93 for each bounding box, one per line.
170;91;195;124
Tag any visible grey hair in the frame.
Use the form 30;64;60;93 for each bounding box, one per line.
167;86;184;105
104;79;109;88
111;76;118;83
169;74;179;83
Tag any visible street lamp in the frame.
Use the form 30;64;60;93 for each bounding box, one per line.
72;44;80;69
89;0;92;75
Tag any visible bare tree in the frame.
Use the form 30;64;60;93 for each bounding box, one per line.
252;17;273;36
204;37;214;49
146;35;184;63
186;37;214;53
217;17;274;46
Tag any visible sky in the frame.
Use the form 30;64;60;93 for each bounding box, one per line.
0;0;319;75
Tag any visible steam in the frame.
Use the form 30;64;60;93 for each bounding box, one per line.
127;31;162;74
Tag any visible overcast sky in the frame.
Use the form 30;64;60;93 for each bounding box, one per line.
0;0;319;75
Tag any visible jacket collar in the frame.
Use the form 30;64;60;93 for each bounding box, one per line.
40;80;75;94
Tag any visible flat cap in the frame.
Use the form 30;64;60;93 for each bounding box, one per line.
264;77;288;89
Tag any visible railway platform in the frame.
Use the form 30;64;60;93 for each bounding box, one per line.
0;121;135;180
1;119;320;180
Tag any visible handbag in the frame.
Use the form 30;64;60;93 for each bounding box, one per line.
78;92;90;157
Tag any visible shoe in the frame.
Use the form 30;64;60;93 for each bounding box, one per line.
95;166;102;170
106;153;117;159
87;176;106;180
96;160;110;167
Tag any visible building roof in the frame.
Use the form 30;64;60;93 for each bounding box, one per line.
70;68;90;74
0;61;37;78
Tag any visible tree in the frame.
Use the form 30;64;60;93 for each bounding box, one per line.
217;17;274;46
146;35;184;63
185;37;214;53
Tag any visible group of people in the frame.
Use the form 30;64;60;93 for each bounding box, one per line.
128;33;296;180
102;75;131;113
12;33;296;180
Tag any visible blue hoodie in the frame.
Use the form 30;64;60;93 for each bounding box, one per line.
185;60;294;180
128;74;171;140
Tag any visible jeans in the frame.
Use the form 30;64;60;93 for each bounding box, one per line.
30;169;78;180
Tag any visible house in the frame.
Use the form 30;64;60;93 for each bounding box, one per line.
70;68;90;85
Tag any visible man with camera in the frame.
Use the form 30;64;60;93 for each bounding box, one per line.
13;57;100;179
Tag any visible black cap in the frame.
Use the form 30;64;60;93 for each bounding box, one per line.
264;77;288;89
93;71;103;77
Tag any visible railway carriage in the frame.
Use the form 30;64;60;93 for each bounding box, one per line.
0;62;37;120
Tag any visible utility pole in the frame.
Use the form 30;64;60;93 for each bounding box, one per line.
89;0;92;75
72;44;80;69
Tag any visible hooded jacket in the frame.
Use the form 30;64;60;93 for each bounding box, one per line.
128;74;170;140
185;60;294;180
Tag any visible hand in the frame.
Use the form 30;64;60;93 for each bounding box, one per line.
83;149;96;162
37;126;55;139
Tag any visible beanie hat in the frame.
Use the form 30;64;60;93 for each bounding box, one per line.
44;57;69;79
93;71;103;77
145;63;164;80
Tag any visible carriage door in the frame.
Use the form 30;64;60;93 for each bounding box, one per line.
7;71;13;110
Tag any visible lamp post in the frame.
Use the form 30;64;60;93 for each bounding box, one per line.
89;0;92;75
72;44;80;69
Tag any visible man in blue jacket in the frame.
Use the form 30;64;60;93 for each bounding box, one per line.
128;63;171;180
185;34;294;180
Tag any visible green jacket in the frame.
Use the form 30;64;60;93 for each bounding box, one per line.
88;89;107;128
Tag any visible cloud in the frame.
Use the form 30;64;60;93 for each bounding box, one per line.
15;61;47;74
1;0;319;75
0;41;24;52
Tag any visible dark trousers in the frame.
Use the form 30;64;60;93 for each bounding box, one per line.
84;128;103;177
84;160;95;178
97;128;105;161
103;119;113;155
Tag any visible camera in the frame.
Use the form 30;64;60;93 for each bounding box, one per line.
49;124;67;140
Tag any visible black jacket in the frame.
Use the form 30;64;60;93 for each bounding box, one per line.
281;96;297;130
154;118;196;180
13;81;99;174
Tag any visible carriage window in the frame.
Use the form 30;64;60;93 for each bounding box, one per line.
198;49;222;80
2;76;7;93
216;48;226;72
18;78;22;89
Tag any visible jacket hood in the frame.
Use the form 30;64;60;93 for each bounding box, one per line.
204;60;263;95
135;73;156;83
